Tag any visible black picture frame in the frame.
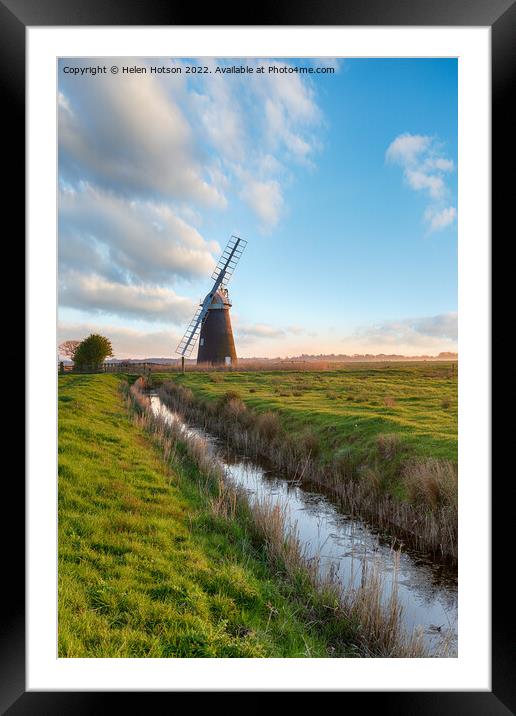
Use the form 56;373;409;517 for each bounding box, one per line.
7;0;510;710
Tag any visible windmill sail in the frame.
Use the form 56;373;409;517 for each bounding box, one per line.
211;235;247;288
176;235;247;359
175;303;206;359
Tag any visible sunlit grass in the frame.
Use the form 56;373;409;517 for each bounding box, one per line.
155;362;457;485
160;362;458;460
58;374;348;658
150;363;457;559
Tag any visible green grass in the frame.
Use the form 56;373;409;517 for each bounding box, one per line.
153;362;457;505
163;363;457;462
58;373;352;658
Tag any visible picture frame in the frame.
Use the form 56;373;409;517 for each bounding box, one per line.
8;0;510;708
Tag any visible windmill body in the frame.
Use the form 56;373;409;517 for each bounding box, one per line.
176;236;247;366
197;288;237;365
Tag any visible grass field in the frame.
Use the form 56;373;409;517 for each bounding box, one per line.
166;362;457;461
156;362;457;505
58;373;359;657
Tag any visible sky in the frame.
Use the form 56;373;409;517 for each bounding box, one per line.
58;57;457;359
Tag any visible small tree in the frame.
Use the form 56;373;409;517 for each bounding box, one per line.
74;334;114;371
59;340;81;361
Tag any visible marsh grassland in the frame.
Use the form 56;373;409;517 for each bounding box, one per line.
59;374;359;657
58;363;456;658
170;362;457;464
157;362;458;559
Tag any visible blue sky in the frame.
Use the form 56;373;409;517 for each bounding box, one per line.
58;57;457;358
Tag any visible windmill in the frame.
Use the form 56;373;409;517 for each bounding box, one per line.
176;235;247;367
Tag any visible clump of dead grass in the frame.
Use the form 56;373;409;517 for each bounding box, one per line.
296;430;321;458
376;433;402;460
254;411;281;442
403;459;458;510
209;372;225;383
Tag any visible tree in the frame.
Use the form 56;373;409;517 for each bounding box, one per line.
59;340;81;361
73;334;114;370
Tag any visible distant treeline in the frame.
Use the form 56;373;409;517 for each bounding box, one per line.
60;351;458;368
240;352;458;363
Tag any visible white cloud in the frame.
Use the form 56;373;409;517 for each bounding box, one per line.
310;58;342;71
59;271;196;323
59;184;219;285
239;178;283;230
424;206;457;232
258;61;321;125
237;323;285;339
386;133;456;232
235;323;307;344
60;57;326;235
185;58;323;228
59;61;226;207
189;60;247;162
386;133;431;165
411;312;458;340
354;312;457;348
58;58;329;341
58;91;72;113
405;169;445;199
264;99;312;162
58;183;217;329
423;157;454;172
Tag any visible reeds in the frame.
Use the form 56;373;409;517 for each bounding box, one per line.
231;496;428;657
402;458;458;510
122;378;433;657
340;551;426;657
156;380;457;562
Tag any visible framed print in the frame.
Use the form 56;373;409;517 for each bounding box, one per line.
6;0;512;709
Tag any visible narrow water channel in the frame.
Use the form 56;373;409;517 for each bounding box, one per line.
150;393;458;656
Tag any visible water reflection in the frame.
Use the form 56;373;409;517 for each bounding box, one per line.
150;394;457;656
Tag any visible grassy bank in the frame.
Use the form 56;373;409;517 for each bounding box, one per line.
153;363;457;559
163;362;457;463
59;373;361;657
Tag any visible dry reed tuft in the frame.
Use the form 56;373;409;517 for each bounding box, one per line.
250;499;312;580
376;433;402;460
210;478;239;520
361;466;382;492
341;552;426;657
209;372;225;383
403;459;458;510
254;411;281;441
296;430;321;458
225;397;247;418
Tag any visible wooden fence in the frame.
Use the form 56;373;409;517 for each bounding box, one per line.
58;362;182;375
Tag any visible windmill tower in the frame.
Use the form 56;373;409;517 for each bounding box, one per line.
176;236;247;366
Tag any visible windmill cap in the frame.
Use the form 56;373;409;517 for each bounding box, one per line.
206;289;232;309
